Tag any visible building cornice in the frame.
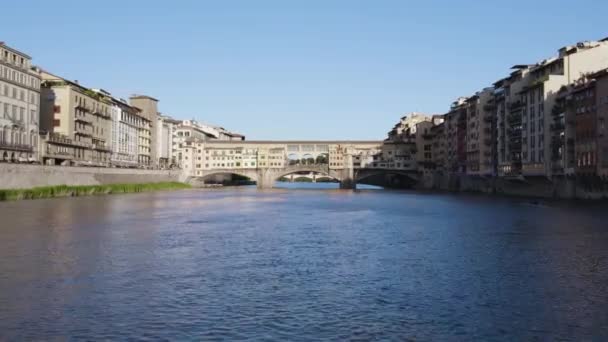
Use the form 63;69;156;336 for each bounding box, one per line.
202;140;384;145
0;76;41;94
0;42;32;59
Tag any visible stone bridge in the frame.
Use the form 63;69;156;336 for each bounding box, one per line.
191;164;346;188
179;140;420;189
190;164;419;189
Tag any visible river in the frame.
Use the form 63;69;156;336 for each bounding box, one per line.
0;184;607;340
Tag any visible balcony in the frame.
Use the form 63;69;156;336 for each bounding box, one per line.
530;74;550;88
92;109;111;119
483;103;496;112
45;133;90;148
522;163;546;176
75;104;91;112
7;117;25;129
550;122;565;131
507;113;522;124
44;148;74;159
75;128;93;137
93;142;111;152
507;100;525;110
75;115;92;124
0;142;34;152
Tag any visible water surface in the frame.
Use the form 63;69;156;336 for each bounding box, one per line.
1;186;607;340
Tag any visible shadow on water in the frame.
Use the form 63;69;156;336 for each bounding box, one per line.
273;181;383;190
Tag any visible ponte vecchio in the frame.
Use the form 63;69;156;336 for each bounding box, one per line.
178;140;420;189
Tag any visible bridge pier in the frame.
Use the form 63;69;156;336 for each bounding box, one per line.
339;178;356;190
256;169;275;189
338;155;356;190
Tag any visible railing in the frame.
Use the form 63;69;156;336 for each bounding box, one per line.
0;142;34;152
550;122;565;131
75;104;92;112
75;114;92;124
483;103;496;111
92;110;111;119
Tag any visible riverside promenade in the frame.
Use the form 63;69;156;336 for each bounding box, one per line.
0;164;185;190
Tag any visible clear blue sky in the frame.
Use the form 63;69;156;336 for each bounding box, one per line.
3;0;607;140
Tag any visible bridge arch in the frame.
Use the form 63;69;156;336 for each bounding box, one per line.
355;169;419;188
275;169;339;182
191;169;259;186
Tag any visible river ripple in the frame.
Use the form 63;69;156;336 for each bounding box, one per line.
0;186;607;340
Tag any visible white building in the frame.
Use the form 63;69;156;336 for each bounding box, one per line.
157;114;179;168
108;96;143;167
0;42;41;162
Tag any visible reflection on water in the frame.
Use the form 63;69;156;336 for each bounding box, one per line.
273;181;383;190
0;187;607;340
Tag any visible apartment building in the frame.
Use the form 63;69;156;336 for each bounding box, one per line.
157;114;179;168
551;69;608;178
387;112;431;142
445;98;468;174
478;88;497;176
490;39;608;178
464;95;481;175
430;119;447;173
108;96;148;168
461;88;496;177
129;95;158;167
415;119;439;173
494;65;532;177
596;70;608;178
0;42;41;163
40;71;112;166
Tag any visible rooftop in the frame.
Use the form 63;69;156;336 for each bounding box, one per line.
130;94;159;102
0;41;32;59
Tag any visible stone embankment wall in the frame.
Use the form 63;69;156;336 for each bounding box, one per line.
419;172;608;200
0;164;186;189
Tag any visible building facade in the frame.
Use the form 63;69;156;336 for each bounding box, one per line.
109;97;147;168
157;114;179;168
445;98;468;174
129;95;158;167
0;42;41;163
40;71;112;166
551;69;608;179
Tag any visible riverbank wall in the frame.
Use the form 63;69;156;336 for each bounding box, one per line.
0;164;186;190
419;172;608;200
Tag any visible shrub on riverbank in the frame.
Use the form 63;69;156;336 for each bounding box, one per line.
0;182;191;201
